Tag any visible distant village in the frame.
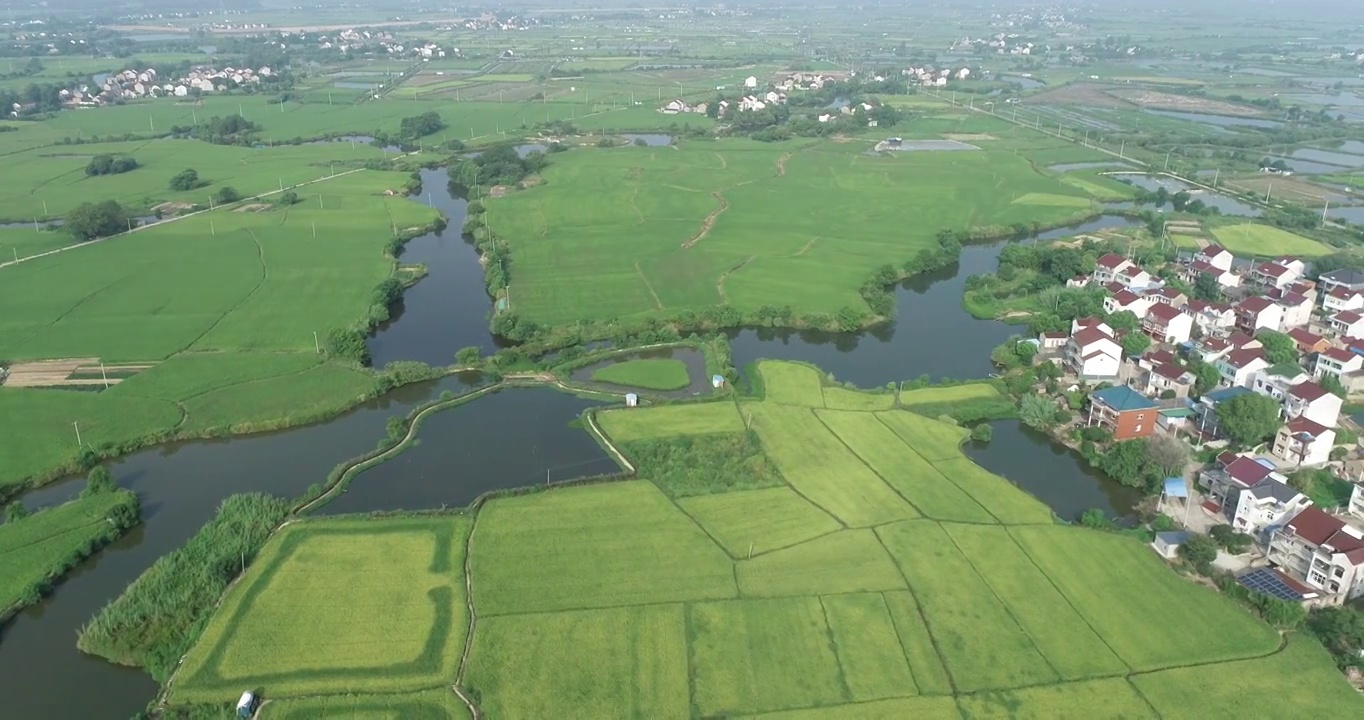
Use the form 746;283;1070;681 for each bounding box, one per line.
24;64;277;111
1037;244;1364;606
657;66;971;118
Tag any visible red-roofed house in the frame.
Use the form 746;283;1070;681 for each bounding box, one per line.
1272;416;1336;467
1136;361;1195;399
1275;291;1313;329
1181;259;1240;289
1200;455;1282;511
1285;381;1343;428
1250;258;1306;289
1233;296;1283;334
1186;301;1235;336
1093;253;1133;284
1195;244;1235;271
1104;288;1153;319
1217;347;1269;388
1141;302;1193;344
1145;286;1188;309
1328;310;1364;338
1268;507;1364;605
1064;326;1122;379
1322;285;1364;314
1314;347;1364;386
1287;328;1330;355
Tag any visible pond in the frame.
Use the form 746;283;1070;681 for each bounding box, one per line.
622;133;673;146
1143;109;1282;129
1328;205;1364;225
1272;156;1356;175
2;170;1146;718
333;81;382;90
1002;75;1044;89
1291;148;1364;168
1048;161;1134;173
1110;174;1262;216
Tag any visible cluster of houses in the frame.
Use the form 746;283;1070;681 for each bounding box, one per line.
1043;245;1364;604
45;65;275;108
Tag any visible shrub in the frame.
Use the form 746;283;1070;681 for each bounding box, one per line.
970;424;993;442
169;168;202;192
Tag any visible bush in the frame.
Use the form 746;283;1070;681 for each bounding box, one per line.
168;168;202;192
85;154;139;176
1080;425;1113;443
81;466;117;498
277;190;299;206
970;424;993;442
324;328;370;365
1209;524;1253;554
1177;533;1219;573
212;186;240;204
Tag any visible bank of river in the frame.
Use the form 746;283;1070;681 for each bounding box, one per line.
2;166;1146;718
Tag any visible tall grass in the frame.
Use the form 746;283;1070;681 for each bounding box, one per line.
77;493;291;682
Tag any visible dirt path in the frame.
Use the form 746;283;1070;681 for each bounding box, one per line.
715;256;756;303
681;192;731;248
793;237;819;256
776;152;792;177
635;261;664;309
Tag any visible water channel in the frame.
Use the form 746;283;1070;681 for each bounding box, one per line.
2;165;1146;718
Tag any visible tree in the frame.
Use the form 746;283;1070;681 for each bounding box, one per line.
81;466;116;498
970;424;992;442
1100;439;1160;491
324;328;370;365
1190;359;1221;396
1320;372;1347;399
1193;273;1221;301
65;200;128;241
1306;606;1364;666
169;168;202;192
1105;310;1139;333
5;500;29;523
1177;533;1218;569
277;191;299;206
455;346;482;366
398;111;445;140
1256;330;1297;365
213;186;241;204
1019;394;1059;429
1120;331;1151;357
86;154;138;176
1209;524;1253;554
1217;393;1283;446
1145;433;1190;479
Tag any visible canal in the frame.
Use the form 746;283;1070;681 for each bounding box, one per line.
1;169;1144;719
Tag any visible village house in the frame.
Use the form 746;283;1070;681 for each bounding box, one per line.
1200;455;1284;517
1104;288;1153;319
1328;310;1364;338
1267;507;1364;605
1271;416;1337;467
1349;485;1364;522
1086;386;1159;440
1145;286;1188;309
1064;318;1122;379
1314;347;1364;387
1141;302;1193;344
1182;260;1240;289
1037;331;1067;351
1186;300;1236;337
1211;455;1312;537
1272;290;1313;329
1284;380;1343;428
1317;268;1364;301
1323;286;1364;314
1217;347;1270;389
1093;253;1152;287
1194;244;1235;272
1135;360;1195;399
1250;364;1311;403
1233;296;1283;334
1288;328;1331;355
1249;258;1306;289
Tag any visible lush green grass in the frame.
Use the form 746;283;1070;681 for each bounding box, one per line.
261;689;472;719
898;383;1016;423
822;593;920;701
877;521;1059;692
882;591;955;696
589;358;690;390
874;410;969;462
677;486;841;557
172;516;470;701
899;384;1003;405
690;598;848;716
737;530;905;597
821;386;896;411
465;605;690;720
596;401;744;441
0;486;138;613
485;137;1093;326
930;458;1055;525
956;677;1157;719
624;430;786;497
759;361;826;407
815;409;995;523
1130;636;1362;718
736;697;963;719
176;364;379;433
943;524;1127;679
1208;223;1334;257
469;481;735;615
749;404;918;527
1009;525;1281;670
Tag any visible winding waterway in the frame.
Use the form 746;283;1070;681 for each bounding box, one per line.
2;166;1145;718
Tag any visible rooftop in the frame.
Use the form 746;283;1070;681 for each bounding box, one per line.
1091;385;1158;411
1236;296;1275;313
1321;268;1364;286
1244;477;1303;504
1285;416;1331;438
1204;386;1253;404
1333;310;1363;325
1147;303;1182;321
1288;380;1331;402
1222;456;1276;487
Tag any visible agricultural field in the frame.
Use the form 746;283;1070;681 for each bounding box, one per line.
589;357;690;390
0;169;436;490
171;516;472;701
1208;223;1334;257
484;130;1098;327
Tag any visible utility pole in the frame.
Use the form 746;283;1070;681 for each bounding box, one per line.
1164;150;1172;171
1322;201;1330;224
1265;183;1273;204
73;421;82;446
1119;140;1125;159
313;331;321;353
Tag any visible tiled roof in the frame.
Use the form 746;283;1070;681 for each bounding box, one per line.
1072;327;1116;347
1284;415;1331;437
1288;380;1331;402
1147;303;1182;321
1224;347;1266;368
1223;457;1275;487
1288;328;1325;348
1237;296;1275;313
1152;362;1192;382
1091;385;1158;411
1198;244;1228;259
1096;253;1128;269
1333;310;1364;325
1323;347;1358;363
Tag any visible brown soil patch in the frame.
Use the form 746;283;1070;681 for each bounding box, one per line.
1023;83;1130;108
232;203;272;213
945;133;995;141
2;359;152;388
153;201;194;215
488;185;510;198
1106;88;1261;117
1223;175;1339;205
682;192;730;248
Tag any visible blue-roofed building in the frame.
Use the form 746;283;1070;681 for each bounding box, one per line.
1087;386;1159;440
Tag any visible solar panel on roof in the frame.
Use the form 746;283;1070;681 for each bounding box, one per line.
1236;568;1308;602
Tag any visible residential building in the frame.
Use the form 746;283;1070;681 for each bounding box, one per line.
1104;289;1153;319
1250;258;1306;289
1194;244;1235;272
1186;301;1235;337
1038;331;1067;350
1274;291;1313;329
1227;476;1311;537
1322;285;1364;314
1183;260;1240;289
1314;347;1364;384
1141;303;1193;344
1093;253;1152;287
1064;325;1122;379
1233;296;1283;334
1288;328;1330;355
1285;380;1343;428
1317;268;1364;300
1349;484;1364;521
1217;347;1269;389
1137;361;1195;399
1087;386;1159;440
1328;310;1364;338
1267;507;1364;605
1200;455;1281;511
1271;416;1336;467
1146;286;1188;308
1250;365;1310;403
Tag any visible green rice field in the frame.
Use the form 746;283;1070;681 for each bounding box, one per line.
164;361;1357;717
1208;223;1334;257
589;358;690;390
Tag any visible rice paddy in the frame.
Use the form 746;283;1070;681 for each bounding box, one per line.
1208;223;1334;257
163;361;1357;717
589;357;690;390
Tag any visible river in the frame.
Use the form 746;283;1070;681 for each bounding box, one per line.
1;168;1144;718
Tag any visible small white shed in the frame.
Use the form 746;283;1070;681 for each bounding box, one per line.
624;393;639;407
1150;531;1190;560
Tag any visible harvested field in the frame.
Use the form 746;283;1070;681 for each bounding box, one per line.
1022;83;1132;108
1;358;154;387
1224;174;1341;205
1107;88;1262;116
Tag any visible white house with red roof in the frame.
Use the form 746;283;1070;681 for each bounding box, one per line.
1141;302;1193;344
1287;328;1330;355
1145;286;1188;308
1314;347;1364;389
1233;296;1283;334
1271;289;1313;329
1271;416;1336;467
1064;324;1122;379
1093;253;1153;288
1135;359;1196;398
1249;258;1306;289
1217;347;1269;388
1103;288;1153;319
1185;301;1235;336
1181;260;1240;289
1201;453;1310;537
1284;380;1343;428
1267;507;1364;604
1328;310;1364;338
1322;285;1364;314
1194;244;1235;272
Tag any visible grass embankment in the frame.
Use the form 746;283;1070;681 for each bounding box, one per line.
589;357;690;390
0;169;442;495
77;494;291;682
0;477;139;619
159;360;1360;717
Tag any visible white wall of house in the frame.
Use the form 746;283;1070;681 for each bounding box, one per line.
1271;427;1335;466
